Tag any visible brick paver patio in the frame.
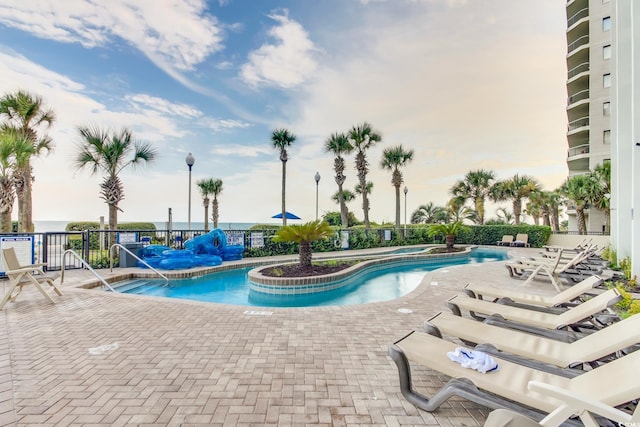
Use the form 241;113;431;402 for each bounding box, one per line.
0;247;547;426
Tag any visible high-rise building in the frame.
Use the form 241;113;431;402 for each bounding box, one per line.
565;0;611;233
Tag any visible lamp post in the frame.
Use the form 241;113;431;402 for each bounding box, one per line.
403;186;408;237
185;153;195;230
314;172;321;220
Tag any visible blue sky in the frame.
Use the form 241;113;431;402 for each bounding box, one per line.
0;0;569;227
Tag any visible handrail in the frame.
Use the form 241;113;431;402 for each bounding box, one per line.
567;7;589;28
61;249;117;292
109;243;169;285
568;35;589;54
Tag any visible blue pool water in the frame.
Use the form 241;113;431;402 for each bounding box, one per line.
117;248;508;308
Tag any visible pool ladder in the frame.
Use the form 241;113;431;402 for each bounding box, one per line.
61;249;117;292
109;244;169;286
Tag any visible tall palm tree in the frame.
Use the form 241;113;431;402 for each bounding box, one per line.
560;174;598;235
411;202;446;224
348;122;382;231
271;128;296;226
0;127;33;232
74;126;157;237
450;169;495;225
380;145;414;229
210;178;223;228
0;90;55;232
526;190;548;226
491;174;539;225
547;190;563;232
196;178;215;231
495;207;515;224
324;132;353;229
272;220;334;269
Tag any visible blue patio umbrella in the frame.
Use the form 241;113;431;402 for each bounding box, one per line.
271;211;301;220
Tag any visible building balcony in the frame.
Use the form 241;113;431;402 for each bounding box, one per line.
568;144;589;157
567;62;589;81
567;35;589;56
567;89;589;108
567;117;589;133
567;8;589;31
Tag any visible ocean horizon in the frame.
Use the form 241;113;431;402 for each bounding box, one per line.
33;220;261;233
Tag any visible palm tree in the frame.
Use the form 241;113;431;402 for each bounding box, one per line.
450;169;496;225
325;132;353;228
526;190;547;226
495;207;515;224
272;220;334;269
411;202;445;224
560;174;598;235
380;145;414;229
0;127;33;232
0;90;55;232
547;190;563;232
210;178;223;228
348;122;382;231
74;126;157;238
491;174;539;225
271;128;296;226
591;162;611;232
446;197;475;223
196;178;215;231
428;221;467;251
331;189;356;222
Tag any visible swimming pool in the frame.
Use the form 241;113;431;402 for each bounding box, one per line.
115;248;508;308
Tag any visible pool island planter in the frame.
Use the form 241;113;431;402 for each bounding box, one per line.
247;246;473;295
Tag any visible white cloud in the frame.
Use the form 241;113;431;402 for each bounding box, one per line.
125;94;203;119
240;10;317;89
209;144;271;157
0;0;223;71
199;118;252;132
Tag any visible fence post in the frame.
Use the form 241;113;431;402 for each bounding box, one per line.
82;230;90;263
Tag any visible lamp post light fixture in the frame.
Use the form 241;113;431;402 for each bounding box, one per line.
314;172;321;220
403;186;408;237
185;152;195;230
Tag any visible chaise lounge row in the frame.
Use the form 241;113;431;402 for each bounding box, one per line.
388;269;638;426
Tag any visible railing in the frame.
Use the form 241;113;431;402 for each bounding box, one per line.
567;8;589;28
568;144;590;157
567;117;589;131
568;35;589;54
60;249;116;292
567;89;589;105
567;62;589;80
109;243;168;285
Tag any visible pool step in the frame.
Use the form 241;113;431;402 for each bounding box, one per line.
112;278;163;293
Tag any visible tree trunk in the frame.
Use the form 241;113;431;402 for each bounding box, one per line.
0;179;14;232
576;207;587;235
299;242;312;268
394;183;401;229
513;199;522;225
108;203;118;247
475;197;485;225
203;196;210;231
212;198;219;229
445;234;454;250
281;160;287;226
337;181;347;229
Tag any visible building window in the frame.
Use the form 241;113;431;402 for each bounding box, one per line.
603;17;611;31
604;73;611;88
604;130;611;144
603;101;610;116
603;45;611;59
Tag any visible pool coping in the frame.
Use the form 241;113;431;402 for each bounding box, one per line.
247;246;475;295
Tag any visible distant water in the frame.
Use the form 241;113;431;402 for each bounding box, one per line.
33;220;259;233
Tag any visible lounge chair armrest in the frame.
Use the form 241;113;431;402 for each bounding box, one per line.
5;266;46;275
527;381;633;426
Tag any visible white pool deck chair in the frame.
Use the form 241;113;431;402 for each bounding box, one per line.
463;275;604;309
424;311;640;369
0;247;62;309
388;330;640;423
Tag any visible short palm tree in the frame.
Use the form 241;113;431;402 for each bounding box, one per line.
428;221;467;251
411;203;447;224
560;174;598;235
196;178;215;231
0;90;55;232
450;169;496;225
210;178;223;228
591;162;611;232
74;126;157;237
380;145;414;229
331;189;356;222
271;128;296;226
325;132;353;228
491;174;539;225
272;220;335;269
348;122;382;231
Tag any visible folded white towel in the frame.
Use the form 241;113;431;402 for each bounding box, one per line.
447;347;499;373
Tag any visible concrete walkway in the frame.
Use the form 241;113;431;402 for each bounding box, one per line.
0;247;554;426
